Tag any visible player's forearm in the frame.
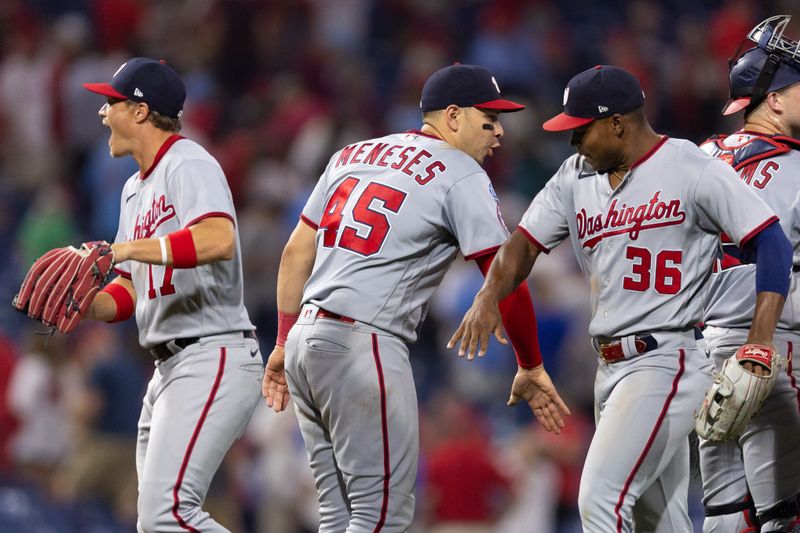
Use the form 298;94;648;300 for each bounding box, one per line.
477;230;539;303
87;278;136;322
275;222;317;348
112;217;235;266
747;291;785;345
499;281;543;368
87;291;117;321
276;222;318;313
112;239;163;265
475;251;542;368
276;264;313;314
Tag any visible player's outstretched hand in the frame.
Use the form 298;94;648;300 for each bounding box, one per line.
447;294;507;359
508;365;571;434
263;346;290;413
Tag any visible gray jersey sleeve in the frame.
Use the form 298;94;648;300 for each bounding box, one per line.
169;159;236;226
443;172;509;258
301;160;335;227
693;157;777;244
518;159;572;252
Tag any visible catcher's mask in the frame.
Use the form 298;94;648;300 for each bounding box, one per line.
723;14;800;115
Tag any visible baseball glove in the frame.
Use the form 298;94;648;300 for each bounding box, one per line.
12;241;115;333
695;344;782;442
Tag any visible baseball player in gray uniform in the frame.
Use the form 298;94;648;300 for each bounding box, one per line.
82;58;262;532
697;15;800;533
262;64;570;532
449;65;792;533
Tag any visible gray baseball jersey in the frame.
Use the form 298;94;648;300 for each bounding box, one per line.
286;129;513;531
517;136;776;532
300;130;509;342
701;132;800;333
113;135;254;348
697;132;800;532
519;137;777;339
113;134;262;532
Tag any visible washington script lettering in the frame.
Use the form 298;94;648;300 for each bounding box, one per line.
133;194;176;239
577;191;686;249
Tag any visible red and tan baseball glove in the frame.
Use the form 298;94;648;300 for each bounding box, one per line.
694;343;782;442
12;241;115;333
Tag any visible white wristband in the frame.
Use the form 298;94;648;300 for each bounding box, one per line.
159;236;168;265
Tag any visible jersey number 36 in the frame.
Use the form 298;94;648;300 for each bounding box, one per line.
623;246;682;294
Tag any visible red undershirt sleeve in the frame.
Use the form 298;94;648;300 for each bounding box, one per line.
474;252;542;368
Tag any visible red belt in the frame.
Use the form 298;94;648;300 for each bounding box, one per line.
596;334;658;363
595;327;701;364
317;308;355;323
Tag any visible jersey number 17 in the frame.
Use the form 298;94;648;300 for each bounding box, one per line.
147;265;175;299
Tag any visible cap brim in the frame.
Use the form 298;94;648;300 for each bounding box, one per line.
82;82;128;100
722;97;751;115
475;98;526;112
542;113;594;132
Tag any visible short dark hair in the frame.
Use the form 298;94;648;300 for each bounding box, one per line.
123;100;182;132
147;108;181;132
421;109;444;121
625;107;647;124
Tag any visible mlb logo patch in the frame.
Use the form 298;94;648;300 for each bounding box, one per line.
297;304;320;324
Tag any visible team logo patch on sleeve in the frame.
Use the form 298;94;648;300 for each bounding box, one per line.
488;183;499;202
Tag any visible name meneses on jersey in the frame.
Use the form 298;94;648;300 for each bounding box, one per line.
335;140;446;186
576;190;686;249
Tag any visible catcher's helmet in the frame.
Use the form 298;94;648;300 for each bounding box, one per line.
724;15;800;115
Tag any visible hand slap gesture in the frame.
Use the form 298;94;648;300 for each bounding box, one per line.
447;293;507;358
508;365;571;433
263;346;290;413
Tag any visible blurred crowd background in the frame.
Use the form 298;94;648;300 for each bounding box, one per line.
0;0;797;531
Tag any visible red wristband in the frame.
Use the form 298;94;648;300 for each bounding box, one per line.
499;283;543;368
101;283;134;322
475;252;542;368
277;311;300;347
168;228;197;268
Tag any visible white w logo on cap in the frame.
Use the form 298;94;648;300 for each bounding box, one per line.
113;62;127;78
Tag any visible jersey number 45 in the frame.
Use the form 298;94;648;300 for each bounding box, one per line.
320;177;408;256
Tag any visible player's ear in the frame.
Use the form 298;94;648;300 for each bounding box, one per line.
610;114;625;137
444;105;461;131
133;102;150;124
765;91;783;115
